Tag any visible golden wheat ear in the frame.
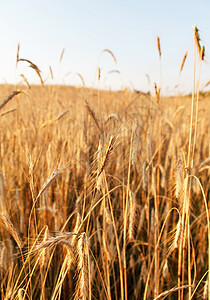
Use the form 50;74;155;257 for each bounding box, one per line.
20;74;31;89
59;48;65;63
154;82;160;104
76;232;90;300
157;36;161;58
180;51;188;72
175;157;184;199
193;25;201;55
128;190;137;241
17;58;44;85
0;212;22;251
16;42;20;67
103;49;117;63
85;98;101;132
96;135;115;191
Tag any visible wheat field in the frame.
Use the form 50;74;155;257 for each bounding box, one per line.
0;28;210;300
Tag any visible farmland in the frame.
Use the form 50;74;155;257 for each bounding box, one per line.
0;80;209;299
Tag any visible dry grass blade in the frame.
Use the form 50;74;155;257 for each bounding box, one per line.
103;49;117;63
41;110;69;128
56;110;69;121
0;90;21;110
0;108;16;117
180;51;188;72
153;285;192;300
18;58;43;85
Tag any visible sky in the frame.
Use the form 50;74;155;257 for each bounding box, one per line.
0;0;210;95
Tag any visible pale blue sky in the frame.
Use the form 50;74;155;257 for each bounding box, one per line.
0;0;210;95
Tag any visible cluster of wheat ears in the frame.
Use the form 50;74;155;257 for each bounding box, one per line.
0;26;210;300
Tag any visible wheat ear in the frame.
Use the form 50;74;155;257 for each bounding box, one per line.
85;98;101;132
96;136;115;190
180;52;188;72
77;233;89;300
0;212;22;251
128;191;136;240
193;25;201;56
103;49;117;63
157;37;161;58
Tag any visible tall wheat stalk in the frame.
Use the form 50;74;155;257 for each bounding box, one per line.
177;25;205;300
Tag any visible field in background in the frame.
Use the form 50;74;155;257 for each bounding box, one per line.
0;82;209;299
